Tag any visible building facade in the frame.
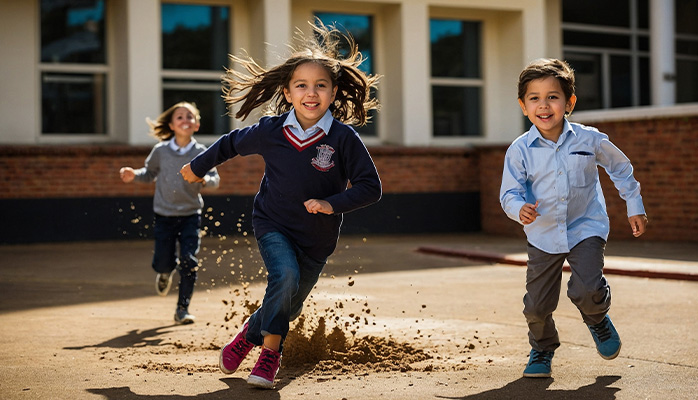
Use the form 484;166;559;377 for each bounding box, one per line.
1;0;697;243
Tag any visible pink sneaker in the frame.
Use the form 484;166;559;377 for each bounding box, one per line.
247;347;282;389
219;321;255;374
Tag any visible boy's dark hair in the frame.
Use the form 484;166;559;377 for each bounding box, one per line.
222;20;381;127
517;58;576;101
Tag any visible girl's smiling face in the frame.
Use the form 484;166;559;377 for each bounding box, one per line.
283;62;337;131
168;106;200;138
519;76;576;141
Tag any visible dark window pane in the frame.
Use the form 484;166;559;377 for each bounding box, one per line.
163;83;230;135
432;86;481;137
676;0;698;35
314;13;377;136
315;12;374;75
430;19;480;78
562;0;630;27
676;59;698;103
42;72;106;134
565;53;603;111
162;4;229;70
638;0;650;29
41;0;106;63
676;39;698;56
610;55;632;108
638;35;650;52
563;31;631;49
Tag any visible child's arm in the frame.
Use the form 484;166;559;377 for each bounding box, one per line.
629;214;649;237
500;145;532;225
321;133;381;214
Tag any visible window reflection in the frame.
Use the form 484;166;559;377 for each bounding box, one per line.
42;73;106;134
41;0;105;63
315;12;376;136
430;20;480;79
432;86;480;137
161;3;231;135
161;4;229;71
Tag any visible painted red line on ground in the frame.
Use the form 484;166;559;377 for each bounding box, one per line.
416;246;698;282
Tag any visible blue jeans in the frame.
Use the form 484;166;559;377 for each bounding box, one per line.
152;213;201;309
246;231;327;350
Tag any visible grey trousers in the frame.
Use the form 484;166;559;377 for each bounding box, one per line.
523;236;611;352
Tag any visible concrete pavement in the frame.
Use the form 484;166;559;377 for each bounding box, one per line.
0;233;696;399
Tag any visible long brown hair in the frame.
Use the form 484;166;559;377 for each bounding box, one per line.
222;20;381;127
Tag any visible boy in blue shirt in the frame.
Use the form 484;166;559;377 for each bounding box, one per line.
500;58;648;378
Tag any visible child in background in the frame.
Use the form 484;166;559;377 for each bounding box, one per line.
181;22;382;389
120;101;220;324
500;58;648;378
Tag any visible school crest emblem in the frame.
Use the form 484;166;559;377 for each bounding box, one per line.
311;144;335;172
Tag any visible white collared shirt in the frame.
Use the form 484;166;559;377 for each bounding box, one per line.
283;109;334;140
168;138;196;154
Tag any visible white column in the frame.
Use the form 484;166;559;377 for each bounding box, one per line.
262;0;291;67
0;0;38;143
650;0;676;106
400;2;430;146
125;0;161;144
520;1;548;64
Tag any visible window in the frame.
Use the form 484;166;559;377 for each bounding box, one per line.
430;19;482;137
314;12;377;137
40;0;107;134
562;0;650;110
676;0;698;103
161;3;230;135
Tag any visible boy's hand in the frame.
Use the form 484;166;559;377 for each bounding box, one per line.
119;167;135;183
180;163;204;183
304;199;333;215
519;201;540;225
629;214;648;237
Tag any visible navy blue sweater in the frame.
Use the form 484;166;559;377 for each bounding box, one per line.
190;112;382;260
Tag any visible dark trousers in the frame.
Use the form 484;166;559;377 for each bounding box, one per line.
152;213;201;309
523;236;611;352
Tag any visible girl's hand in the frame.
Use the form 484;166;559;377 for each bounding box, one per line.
519;200;540;225
304;199;333;215
119;167;135;183
180;163;204;183
629;214;648;237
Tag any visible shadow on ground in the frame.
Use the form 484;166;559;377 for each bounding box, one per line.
438;375;621;400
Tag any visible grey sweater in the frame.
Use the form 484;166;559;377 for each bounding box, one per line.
134;139;220;216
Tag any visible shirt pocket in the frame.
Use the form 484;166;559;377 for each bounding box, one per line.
568;151;597;187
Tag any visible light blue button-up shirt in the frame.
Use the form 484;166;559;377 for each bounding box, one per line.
500;120;645;254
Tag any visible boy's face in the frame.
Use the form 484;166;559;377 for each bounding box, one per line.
518;76;576;140
283;62;337;131
168;106;200;138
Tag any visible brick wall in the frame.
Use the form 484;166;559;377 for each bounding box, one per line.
478;115;698;243
1;114;696;243
0;146;478;199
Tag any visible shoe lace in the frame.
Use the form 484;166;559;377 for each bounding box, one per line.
230;337;253;356
531;351;553;366
590;320;612;342
256;350;280;373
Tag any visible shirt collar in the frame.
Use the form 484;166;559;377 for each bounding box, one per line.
283;109;333;135
168;138;196;154
526;119;575;147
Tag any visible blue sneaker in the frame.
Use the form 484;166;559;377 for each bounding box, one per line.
588;315;621;360
523;349;554;378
